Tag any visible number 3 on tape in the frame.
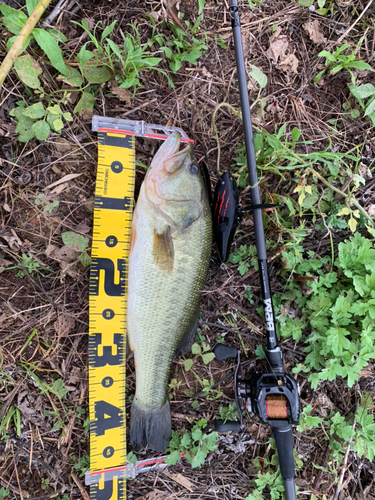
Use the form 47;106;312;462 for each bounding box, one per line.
89;125;135;500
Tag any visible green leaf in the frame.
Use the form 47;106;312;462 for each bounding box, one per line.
46;113;59;131
14;54;42;89
22;102;45;119
198;0;205;15
313;69;325;85
325;326;352;356
77;47;96;65
6;34;32;53
201;352;215;365
33;28;68;75
82;64;112;84
364;99;375;117
170;58;182;73
191;448;207;468
15;115;36;142
101;20;117;43
298;0;314;6
191;343;201;355
180;432;191;448
106;38;123;60
0;5;27;35
249;64;268;89
184;358;193;371
52;118;63;132
47;104;62;115
165;450;181;465
349;83;375;100
74;92;95;118
291;127;301;142
61;232;89;252
160;46;173;59
191;428;203;442
318;50;336;62
47;28;68;43
26;0;39;15
347;61;371;70
31;120;50;141
56;66;83;87
78;251;91;267
255;344;266;359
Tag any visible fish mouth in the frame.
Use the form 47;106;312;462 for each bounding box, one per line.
149;132;193;174
163;143;192;173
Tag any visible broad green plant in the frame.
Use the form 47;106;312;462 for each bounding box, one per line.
153;20;208;74
10;100;72;142
72;20;173;93
314;40;371;85
348;83;375;126
275;233;375;389
165;417;219;468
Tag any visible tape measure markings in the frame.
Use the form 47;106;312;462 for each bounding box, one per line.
89;129;135;500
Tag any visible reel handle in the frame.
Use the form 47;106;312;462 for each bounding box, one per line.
214;419;241;432
213;344;238;361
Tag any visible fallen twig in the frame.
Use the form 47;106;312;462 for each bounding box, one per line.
0;0;53;88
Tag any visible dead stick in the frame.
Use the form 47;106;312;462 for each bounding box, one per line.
72;473;90;500
0;0;53;88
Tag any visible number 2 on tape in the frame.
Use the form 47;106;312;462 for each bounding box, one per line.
89;131;135;500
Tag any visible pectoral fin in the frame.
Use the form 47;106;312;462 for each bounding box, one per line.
152;226;174;273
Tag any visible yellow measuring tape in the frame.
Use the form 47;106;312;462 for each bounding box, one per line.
89;121;135;500
88;117;193;499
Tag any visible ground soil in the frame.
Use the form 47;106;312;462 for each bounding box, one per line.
0;1;375;499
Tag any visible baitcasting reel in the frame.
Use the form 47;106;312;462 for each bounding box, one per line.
213;344;300;499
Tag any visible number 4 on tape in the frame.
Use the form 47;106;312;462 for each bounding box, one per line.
89;120;135;500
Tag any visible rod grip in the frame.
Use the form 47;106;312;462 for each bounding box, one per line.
273;425;295;480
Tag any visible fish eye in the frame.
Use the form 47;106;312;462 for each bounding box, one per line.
189;163;199;175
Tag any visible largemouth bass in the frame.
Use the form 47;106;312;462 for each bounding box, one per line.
128;132;212;453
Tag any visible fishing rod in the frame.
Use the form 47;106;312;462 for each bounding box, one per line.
211;1;300;499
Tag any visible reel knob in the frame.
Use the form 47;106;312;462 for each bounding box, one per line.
214;419;241;432
213;344;238;361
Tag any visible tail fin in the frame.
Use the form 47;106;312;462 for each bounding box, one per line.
129;399;171;453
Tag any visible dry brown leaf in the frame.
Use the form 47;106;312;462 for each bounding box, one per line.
46;244;78;263
50;182;69;195
303;20;327;45
163;470;194;491
266;30;299;74
267;37;289;63
279;53;299;74
135;489;173;500
367;204;375;217
45;173;82;190
358;365;373;379
53;137;75;154
0;258;12;273
0;231;23;251
112;86;131;105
